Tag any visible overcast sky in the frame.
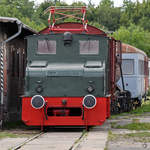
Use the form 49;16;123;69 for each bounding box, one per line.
34;0;142;7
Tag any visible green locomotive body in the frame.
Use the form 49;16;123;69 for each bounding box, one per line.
25;33;110;97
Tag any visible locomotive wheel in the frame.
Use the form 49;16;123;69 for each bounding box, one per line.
111;91;121;114
124;90;132;112
111;100;120;114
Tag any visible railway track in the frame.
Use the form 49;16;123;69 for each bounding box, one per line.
11;127;87;150
10;125;108;150
11;132;44;150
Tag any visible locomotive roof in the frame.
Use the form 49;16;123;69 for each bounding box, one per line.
39;22;107;35
122;43;147;57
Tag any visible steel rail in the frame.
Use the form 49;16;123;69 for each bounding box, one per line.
69;129;88;150
11;132;44;150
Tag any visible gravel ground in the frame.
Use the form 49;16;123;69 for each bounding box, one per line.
108;141;150;150
0;129;40;150
106;113;150;150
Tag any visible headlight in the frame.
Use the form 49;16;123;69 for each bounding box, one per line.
31;95;45;109
82;94;97;109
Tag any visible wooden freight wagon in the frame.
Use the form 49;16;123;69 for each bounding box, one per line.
0;17;36;127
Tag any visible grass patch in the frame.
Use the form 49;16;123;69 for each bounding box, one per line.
115;123;150;130
132;118;140;123
0;131;33;139
111;122;117;128
108;132;150;143
124;132;150;142
108;131;122;142
0;132;19;139
110;113;128;119
108;130;119;141
125;132;150;138
130;100;150;115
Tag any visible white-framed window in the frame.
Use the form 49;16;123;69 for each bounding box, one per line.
122;59;134;75
138;60;144;75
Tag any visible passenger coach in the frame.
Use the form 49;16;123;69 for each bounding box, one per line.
117;43;149;106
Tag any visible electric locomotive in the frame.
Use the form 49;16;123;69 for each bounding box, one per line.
22;6;129;128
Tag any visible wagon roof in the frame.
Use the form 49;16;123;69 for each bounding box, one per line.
122;43;147;57
0;17;37;34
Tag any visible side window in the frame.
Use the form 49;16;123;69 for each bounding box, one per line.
138;60;144;75
79;40;99;55
38;40;56;54
122;59;134;75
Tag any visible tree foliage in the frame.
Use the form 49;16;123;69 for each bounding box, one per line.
113;24;150;57
0;0;150;56
0;0;45;31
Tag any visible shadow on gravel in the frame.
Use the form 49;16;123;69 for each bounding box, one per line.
43;126;85;132
2;121;87;133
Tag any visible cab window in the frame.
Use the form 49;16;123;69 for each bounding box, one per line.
79;40;99;55
37;40;56;54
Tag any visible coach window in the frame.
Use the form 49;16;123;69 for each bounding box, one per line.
79;40;99;55
138;60;144;75
122;59;134;75
38;40;56;54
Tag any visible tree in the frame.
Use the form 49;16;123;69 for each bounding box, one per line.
95;0;121;31
120;0;150;31
100;0;114;7
33;0;68;27
113;24;150;57
0;0;45;31
0;0;34;19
